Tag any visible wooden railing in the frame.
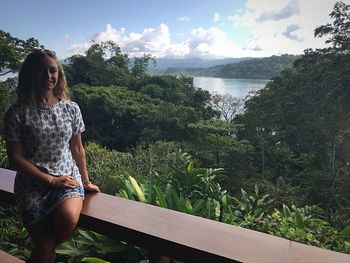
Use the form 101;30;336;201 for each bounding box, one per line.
1;167;349;263
0;249;24;263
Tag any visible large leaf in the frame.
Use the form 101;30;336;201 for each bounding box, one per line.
96;242;125;253
82;257;111;263
282;204;292;218
187;161;194;172
295;210;304;229
192;199;205;215
56;243;83;257
77;229;95;242
128;175;146;202
154;185;167;208
339;225;350;238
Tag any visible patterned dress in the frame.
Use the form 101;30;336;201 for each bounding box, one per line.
3;99;85;226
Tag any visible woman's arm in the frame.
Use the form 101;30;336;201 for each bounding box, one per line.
69;133;100;192
6;141;79;188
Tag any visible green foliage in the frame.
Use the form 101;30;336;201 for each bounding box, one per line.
314;1;350;53
0;30;42;76
233;186;273;228
84;141;350;254
64;41;131;87
71;84;213;150
186;119;253;168
131;53;156;78
0;77;16;134
85;142;133;194
1;2;350;259
64;41;157;87
85;141;194;197
232;1;350;223
0;203;31;260
263;205;350;253
140;83;163;98
208;54;299;79
55;229;147;263
113;161;350;253
166;54;299;79
82;257;110;263
0;135;9;168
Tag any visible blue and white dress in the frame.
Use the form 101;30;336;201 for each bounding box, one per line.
4;99;85;226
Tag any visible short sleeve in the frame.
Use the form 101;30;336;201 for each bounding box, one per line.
3;106;22;142
72;103;85;135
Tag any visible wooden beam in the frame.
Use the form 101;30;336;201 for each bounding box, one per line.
0;250;24;263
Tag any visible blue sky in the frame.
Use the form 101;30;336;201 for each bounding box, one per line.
1;0;345;59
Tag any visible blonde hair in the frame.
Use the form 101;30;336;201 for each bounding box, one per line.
16;49;69;106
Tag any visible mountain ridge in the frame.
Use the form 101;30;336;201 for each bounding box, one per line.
153;54;300;80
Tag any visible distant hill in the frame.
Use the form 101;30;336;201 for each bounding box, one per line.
162;54;300;80
150;57;251;74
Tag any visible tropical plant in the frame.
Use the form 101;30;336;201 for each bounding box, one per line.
0;203;31;260
0;135;9;168
55;229;147;263
232;185;273;230
0;30;42;76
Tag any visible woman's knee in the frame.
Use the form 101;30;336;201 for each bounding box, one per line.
53;197;83;239
54;198;83;226
58;207;80;227
53;198;82;245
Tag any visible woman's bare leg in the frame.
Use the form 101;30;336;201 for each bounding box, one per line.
26;198;82;262
53;197;83;246
26;215;56;263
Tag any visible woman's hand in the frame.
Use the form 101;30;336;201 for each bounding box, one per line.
83;181;100;192
51;175;80;189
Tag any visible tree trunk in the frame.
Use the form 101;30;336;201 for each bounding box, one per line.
330;135;336;190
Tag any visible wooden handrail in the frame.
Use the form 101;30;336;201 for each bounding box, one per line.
0;250;24;263
1;167;349;263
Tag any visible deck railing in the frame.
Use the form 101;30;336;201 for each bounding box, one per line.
1;167;349;263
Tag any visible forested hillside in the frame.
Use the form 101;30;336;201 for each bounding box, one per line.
149;57;250;74
165;54;299;79
0;2;349;261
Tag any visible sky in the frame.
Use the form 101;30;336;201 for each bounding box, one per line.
1;0;348;60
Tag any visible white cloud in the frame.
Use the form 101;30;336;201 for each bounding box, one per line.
256;0;300;22
282;24;304;42
63;34;70;41
178;16;191;22
213;12;220;22
64;0;341;59
65;41;91;57
92;24;127;47
64;23;249;59
228;0;339;56
66;23;173;58
185;27;244;58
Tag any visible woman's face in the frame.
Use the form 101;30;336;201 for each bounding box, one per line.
35;55;59;93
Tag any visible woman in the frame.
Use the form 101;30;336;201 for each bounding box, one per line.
3;49;100;263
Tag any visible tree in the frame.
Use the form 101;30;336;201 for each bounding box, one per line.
211;93;244;125
131;53;156;78
70;84;211;150
0;80;16;133
64;41;131;87
232;3;350;217
65;41;158;87
0;30;42;76
314;1;350;53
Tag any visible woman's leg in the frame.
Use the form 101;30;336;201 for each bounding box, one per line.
25;198;83;262
26;215;56;263
52;197;83;246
